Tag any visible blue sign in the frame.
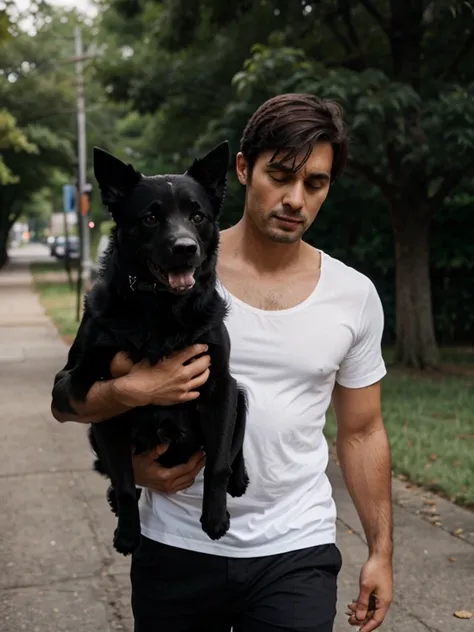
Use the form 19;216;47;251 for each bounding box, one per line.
63;184;76;213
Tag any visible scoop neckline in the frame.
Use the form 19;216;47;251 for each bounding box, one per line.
217;249;326;317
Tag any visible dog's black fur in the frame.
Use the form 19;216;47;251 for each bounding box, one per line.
51;142;249;555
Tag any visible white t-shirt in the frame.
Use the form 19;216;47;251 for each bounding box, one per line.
139;250;387;557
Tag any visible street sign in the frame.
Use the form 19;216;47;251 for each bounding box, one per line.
63;184;76;213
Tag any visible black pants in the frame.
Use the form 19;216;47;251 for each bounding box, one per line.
131;536;343;632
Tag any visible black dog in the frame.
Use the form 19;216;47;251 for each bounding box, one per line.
51;141;249;555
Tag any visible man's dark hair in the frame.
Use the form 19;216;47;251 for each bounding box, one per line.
240;93;348;183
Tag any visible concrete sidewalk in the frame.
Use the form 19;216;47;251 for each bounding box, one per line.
0;244;473;632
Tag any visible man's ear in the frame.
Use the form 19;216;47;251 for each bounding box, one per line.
185;141;230;214
93;147;141;208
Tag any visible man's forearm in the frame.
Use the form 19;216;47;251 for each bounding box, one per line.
336;423;393;558
51;378;132;424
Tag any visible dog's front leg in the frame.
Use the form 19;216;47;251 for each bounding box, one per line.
91;417;141;555
198;377;238;540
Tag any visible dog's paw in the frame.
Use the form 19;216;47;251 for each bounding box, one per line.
200;510;230;540
227;472;249;498
113;526;141;556
107;485;118;516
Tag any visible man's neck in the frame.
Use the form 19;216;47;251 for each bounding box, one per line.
221;216;304;275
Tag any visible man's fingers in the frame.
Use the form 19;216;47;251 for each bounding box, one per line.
165;451;205;478
110;351;134;378
184;355;211;379
170;474;197;492
185;368;210;392
179;344;209;364
154;443;169;457
359;608;387;632
355;587;373;622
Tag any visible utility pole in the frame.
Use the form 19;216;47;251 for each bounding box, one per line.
74;25;92;298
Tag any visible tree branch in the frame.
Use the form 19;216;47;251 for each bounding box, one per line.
438;30;474;81
358;0;390;36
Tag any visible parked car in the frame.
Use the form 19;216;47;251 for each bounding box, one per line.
51;235;80;260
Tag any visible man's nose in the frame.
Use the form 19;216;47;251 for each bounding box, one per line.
282;181;304;211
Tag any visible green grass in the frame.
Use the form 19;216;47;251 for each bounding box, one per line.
31;260;474;508
325;368;474;508
31;261;80;341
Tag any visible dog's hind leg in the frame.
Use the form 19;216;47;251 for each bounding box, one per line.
106;484;141;517
91;418;141;556
199;378;239;540
227;385;249;498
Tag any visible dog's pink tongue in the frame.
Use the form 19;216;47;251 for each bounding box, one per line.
168;270;195;290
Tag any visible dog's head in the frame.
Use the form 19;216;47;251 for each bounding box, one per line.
93;142;229;294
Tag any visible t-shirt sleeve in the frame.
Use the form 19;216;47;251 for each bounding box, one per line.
336;279;387;389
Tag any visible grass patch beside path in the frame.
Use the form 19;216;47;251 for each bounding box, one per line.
31;260;80;343
31;260;474;508
325;366;474;509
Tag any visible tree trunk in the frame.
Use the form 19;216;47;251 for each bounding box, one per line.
0;226;10;270
391;204;440;369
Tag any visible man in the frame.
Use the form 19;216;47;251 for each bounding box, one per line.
52;93;393;632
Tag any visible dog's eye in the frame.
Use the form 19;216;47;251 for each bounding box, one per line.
190;212;204;225
143;214;158;227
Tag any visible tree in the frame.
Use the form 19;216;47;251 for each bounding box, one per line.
0;109;37;185
0;1;131;266
99;0;474;368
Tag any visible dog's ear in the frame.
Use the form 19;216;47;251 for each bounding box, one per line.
93;147;141;209
185;141;230;214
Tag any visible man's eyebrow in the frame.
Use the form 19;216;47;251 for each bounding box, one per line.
267;162;330;181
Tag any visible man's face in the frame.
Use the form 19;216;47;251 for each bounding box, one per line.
236;143;333;243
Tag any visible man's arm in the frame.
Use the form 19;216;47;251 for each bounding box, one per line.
51;345;212;424
51;377;133;424
332;381;393;632
332;381;393;557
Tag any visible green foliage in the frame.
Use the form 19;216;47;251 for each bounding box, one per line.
0;108;37;184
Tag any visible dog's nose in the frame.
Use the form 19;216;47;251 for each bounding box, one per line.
171;238;198;257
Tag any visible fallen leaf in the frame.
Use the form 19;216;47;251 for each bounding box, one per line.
347;529;353;535
434;521;443;527
452;528;464;536
423;499;437;506
453;611;472;619
448;557;456;563
421;506;439;515
429;453;438;461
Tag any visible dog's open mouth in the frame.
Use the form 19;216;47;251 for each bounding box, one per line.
148;261;196;293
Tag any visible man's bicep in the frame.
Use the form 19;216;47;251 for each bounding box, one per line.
332;380;384;438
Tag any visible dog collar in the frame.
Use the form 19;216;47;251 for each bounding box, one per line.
128;275;166;293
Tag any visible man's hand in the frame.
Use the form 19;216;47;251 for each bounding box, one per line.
133;444;206;493
346;555;393;632
112;344;211;408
